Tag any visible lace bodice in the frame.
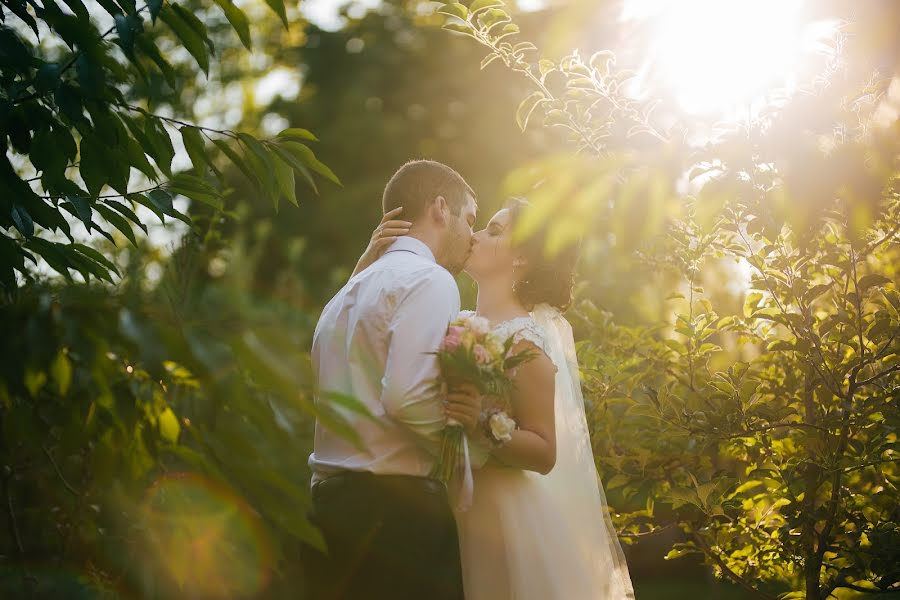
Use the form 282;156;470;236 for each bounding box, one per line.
459;310;553;357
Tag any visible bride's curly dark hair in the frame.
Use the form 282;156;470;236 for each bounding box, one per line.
508;198;580;312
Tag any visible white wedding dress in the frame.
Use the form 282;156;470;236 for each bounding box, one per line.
455;305;635;600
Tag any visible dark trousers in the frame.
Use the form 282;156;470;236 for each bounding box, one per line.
303;472;464;600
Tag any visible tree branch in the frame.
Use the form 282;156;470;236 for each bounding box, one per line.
855;363;900;388
691;532;778;600
42;445;81;496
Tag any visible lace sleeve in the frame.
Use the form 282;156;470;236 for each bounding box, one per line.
511;321;554;359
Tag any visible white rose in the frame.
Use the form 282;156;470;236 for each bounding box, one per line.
489;412;516;443
468;316;491;336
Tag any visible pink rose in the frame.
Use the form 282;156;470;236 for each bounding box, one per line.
473;344;491;364
440;332;462;352
448;325;465;338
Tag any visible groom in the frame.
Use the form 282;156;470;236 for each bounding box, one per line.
306;160;482;600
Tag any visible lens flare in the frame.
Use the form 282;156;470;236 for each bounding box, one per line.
623;0;836;116
139;472;273;599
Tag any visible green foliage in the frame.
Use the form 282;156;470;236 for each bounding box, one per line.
0;0;335;290
1;227;324;598
436;1;900;597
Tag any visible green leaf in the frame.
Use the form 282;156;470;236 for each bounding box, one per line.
442;22;474;35
239;133;279;202
212;137;257;184
272;154;297;209
10;205;34;238
743;291;763;318
171;3;213;50
51;350;72;396
135;35;177;88
104;199;148;234
114;14;135;53
24;368;47;398
147;0;162;22
437;3;468;20
159;5;209;73
158;407;181;443
480;52;501;69
143;117;175;177
515;91;545;131
168;174;224;210
94;203;137;246
858;273;892;294
277;141;341;186
469;0;504;14
276;128;319;142
262;0;288;28
73;243;121;277
25;238;74;282
75;54;106;91
124;134;158;181
128;193;164;223
213;0;251;49
79;134;109;197
180;126;215;176
270;143;317;193
66;195;93;230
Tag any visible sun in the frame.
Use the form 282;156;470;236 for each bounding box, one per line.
622;0;833;116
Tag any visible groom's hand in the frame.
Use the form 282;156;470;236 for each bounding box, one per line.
444;383;482;433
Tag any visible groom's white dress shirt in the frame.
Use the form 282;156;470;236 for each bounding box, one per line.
309;237;460;485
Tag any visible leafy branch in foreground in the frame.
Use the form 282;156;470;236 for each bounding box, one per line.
437;0;668;154
1;0;337;290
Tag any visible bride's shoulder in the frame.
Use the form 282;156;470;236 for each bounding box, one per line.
498;317;553;359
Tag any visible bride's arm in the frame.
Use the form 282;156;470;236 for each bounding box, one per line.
490;340;557;475
351;207;411;277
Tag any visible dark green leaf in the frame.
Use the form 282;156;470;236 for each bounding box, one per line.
94;203;137;246
66;195;93;230
180;126;218;177
159;5;209;74
212;137;256;184
858;274;892;294
147;0;162;22
73;242;120;277
10;205;34;238
135;35;177;88
213;0;251;50
262;0;288;28
79;134;109;197
104;199;147;234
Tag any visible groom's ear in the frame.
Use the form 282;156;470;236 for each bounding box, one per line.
431;195;449;226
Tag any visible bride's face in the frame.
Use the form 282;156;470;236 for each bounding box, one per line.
464;208;520;281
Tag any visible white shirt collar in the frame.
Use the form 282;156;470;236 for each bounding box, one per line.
384;236;437;264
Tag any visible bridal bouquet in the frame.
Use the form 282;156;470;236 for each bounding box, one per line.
429;314;536;493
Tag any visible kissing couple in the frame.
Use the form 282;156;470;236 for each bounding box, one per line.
305;160;635;599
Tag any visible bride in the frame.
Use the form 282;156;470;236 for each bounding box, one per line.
355;198;635;599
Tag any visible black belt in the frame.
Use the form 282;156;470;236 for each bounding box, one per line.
312;471;446;502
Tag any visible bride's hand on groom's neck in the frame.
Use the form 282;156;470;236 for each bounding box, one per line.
351;207;412;277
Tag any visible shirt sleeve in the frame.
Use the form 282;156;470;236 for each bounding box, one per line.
380;268;460;447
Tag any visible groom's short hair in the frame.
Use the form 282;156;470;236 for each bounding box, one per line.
382;160;475;221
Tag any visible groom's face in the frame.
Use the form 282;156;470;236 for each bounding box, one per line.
442;192;477;274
